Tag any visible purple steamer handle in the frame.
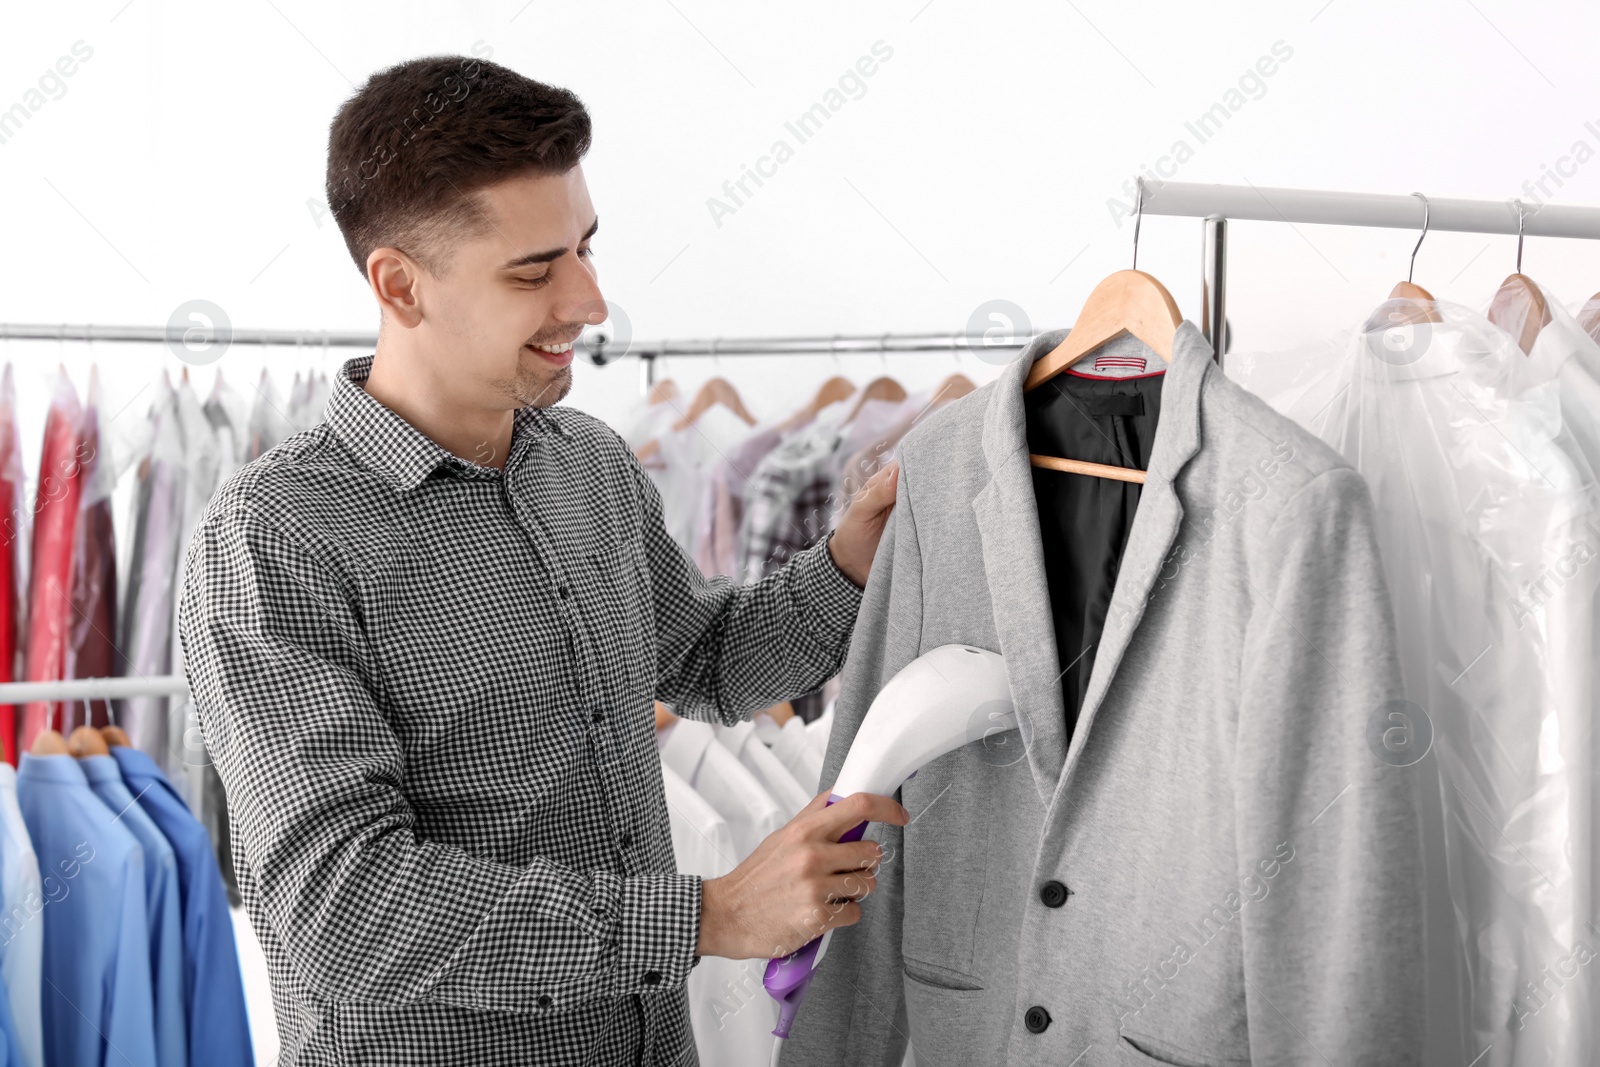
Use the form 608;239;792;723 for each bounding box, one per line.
763;774;916;1040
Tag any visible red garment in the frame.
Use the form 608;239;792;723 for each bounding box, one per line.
0;366;23;764
67;368;116;728
20;370;83;750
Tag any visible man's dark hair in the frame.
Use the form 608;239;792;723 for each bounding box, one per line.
325;54;591;279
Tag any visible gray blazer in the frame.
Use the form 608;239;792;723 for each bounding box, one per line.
782;321;1425;1066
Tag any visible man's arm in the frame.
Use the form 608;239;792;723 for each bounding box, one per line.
179;506;700;1015
626;439;873;726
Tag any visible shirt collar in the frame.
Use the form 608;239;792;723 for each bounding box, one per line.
328;355;571;492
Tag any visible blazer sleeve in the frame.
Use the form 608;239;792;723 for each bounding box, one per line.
782;459;924;1067
1234;466;1426;1064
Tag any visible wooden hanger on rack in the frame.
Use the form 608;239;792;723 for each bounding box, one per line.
654;700;678;733
1365;193;1441;330
101;724;133;748
1487;198;1551;355
671;376;757;432
1579;292;1600;341
933;372;976;403
1021;181;1178;485
648;378;680;406
777;376;856;435
29;729;69;755
67;725;109;757
840;376;907;426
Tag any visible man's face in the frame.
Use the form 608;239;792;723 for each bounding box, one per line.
406;164;604;410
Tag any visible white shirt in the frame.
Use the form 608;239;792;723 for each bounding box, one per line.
659;761;780;1067
658;719;785;860
751;713;825;797
0;764;44;1067
1255;298;1600;1067
712;720;812;819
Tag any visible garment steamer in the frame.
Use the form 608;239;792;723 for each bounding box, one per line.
762;644;1015;1064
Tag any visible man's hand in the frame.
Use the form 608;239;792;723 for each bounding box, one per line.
828;462;899;588
696;790;909;961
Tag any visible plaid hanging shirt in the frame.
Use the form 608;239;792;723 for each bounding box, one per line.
178;356;864;1066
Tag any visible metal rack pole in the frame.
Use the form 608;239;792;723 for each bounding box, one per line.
0;675;189;703
1202;216;1227;364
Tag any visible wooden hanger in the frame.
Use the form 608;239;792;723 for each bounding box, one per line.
671;377;757;432
101;724;133;748
840;377;907;426
758;701;796;727
932;372;976;403
67;726;110;757
1579;292;1600;341
647;378;679;406
1487;199;1551;356
777;376;856;435
29;730;69;755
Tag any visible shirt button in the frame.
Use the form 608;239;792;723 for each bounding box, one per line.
558;585;571;600
643;971;661;986
1039;880;1070;908
592;710;605;724
619;831;633;849
537;994;553;1008
1024;1005;1051;1033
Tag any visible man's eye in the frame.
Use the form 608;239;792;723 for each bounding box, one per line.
520;276;551;289
578;246;595;258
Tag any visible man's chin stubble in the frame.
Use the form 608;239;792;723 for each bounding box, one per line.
492;365;572;408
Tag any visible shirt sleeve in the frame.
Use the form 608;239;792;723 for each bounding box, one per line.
178;506;702;1015
624;440;865;726
1235;466;1426;1063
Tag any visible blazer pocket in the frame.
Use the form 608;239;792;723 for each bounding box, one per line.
1118;1032;1248;1067
902;956;986;999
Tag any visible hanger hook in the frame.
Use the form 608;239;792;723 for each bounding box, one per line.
1513;198;1527;274
1407;192;1429;284
1132;176;1145;271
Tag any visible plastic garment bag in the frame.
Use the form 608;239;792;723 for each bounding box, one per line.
0;368;29;765
19;370;83;751
116;378;185;760
165;376;219;776
66;368;117;729
1237;298;1600;1067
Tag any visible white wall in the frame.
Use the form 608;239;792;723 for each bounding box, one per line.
4;0;1600;453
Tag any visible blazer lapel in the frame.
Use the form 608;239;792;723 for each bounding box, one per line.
971;321;1211;810
972;329;1073;806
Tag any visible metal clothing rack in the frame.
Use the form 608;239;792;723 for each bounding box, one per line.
0;676;189;703
4;180;1600;383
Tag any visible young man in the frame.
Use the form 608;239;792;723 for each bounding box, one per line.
179;54;906;1066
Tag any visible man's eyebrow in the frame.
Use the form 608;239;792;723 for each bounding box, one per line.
499;216;600;270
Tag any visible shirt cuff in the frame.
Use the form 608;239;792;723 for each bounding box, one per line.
613;873;704;996
786;531;866;647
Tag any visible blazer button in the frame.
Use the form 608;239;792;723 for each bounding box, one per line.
1024;1005;1051;1033
1039;880;1070;908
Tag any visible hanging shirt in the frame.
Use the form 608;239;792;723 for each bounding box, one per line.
80;755;187;1067
66;368;117;729
642;405;752;557
20;372;83;750
657;718;785;859
711;719;812;818
0;367;25;766
1254;299;1600;1067
109;745;254;1067
118;380;185;763
1022;340;1164;736
751;712;825;796
15;753;157;1067
657;761;778;1067
0;763;43;1067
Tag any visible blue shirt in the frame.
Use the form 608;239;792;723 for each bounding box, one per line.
110;747;255;1067
14;754;157;1067
81;756;187;1067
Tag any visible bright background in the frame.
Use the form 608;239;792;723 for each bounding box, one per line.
6;1;1600;1059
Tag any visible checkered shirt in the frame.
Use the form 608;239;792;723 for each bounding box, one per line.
739;427;842;585
177;356;863;1066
